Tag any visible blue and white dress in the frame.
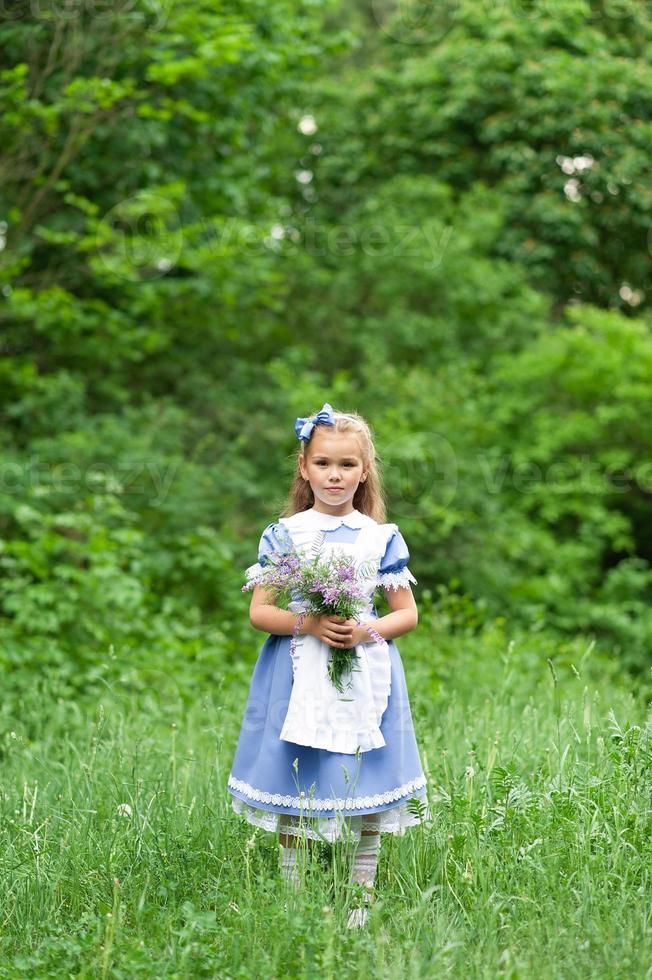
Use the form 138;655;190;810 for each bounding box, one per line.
227;506;430;843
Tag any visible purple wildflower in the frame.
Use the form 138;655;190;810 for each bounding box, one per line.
323;587;342;604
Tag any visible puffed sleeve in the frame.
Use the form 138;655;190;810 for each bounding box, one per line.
244;522;294;587
376;525;418;591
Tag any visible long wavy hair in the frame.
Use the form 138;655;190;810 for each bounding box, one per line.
280;407;387;523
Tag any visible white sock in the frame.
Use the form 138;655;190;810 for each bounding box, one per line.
280;844;304;890
350;831;380;904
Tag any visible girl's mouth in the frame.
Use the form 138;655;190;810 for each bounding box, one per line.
326;488;343;493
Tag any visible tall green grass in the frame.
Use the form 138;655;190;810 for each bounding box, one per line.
0;621;650;978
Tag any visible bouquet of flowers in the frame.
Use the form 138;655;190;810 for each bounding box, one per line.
243;545;385;694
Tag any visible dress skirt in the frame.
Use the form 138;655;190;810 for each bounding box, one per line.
227;627;431;844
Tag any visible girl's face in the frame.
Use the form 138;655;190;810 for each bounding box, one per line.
299;429;368;514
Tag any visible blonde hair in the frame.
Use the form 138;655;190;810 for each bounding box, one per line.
280;408;387;523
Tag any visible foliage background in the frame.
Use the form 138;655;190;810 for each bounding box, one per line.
1;0;651;702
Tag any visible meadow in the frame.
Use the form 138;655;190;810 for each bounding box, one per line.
1;612;649;978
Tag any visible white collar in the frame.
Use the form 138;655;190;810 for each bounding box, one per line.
282;507;374;531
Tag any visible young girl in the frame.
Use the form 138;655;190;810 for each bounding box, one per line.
227;402;430;928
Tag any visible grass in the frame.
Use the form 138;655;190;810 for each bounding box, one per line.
0;618;650;978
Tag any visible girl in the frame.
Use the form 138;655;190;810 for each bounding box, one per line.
227;402;430;928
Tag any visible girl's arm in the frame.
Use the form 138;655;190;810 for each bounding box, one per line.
249;587;379;646
365;586;418;642
249;585;314;637
249;584;418;644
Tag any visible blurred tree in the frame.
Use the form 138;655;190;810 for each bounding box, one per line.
306;0;652;313
1;0;651;698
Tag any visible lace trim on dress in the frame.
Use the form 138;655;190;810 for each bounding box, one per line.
228;773;427;811
231;790;430;843
376;568;418;590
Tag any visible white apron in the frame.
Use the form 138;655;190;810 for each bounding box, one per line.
277;521;394;754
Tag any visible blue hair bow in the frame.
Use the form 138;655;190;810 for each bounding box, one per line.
294;402;336;442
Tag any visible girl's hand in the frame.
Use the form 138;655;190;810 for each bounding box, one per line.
307;614;369;648
342;619;373;646
307;613;352;647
